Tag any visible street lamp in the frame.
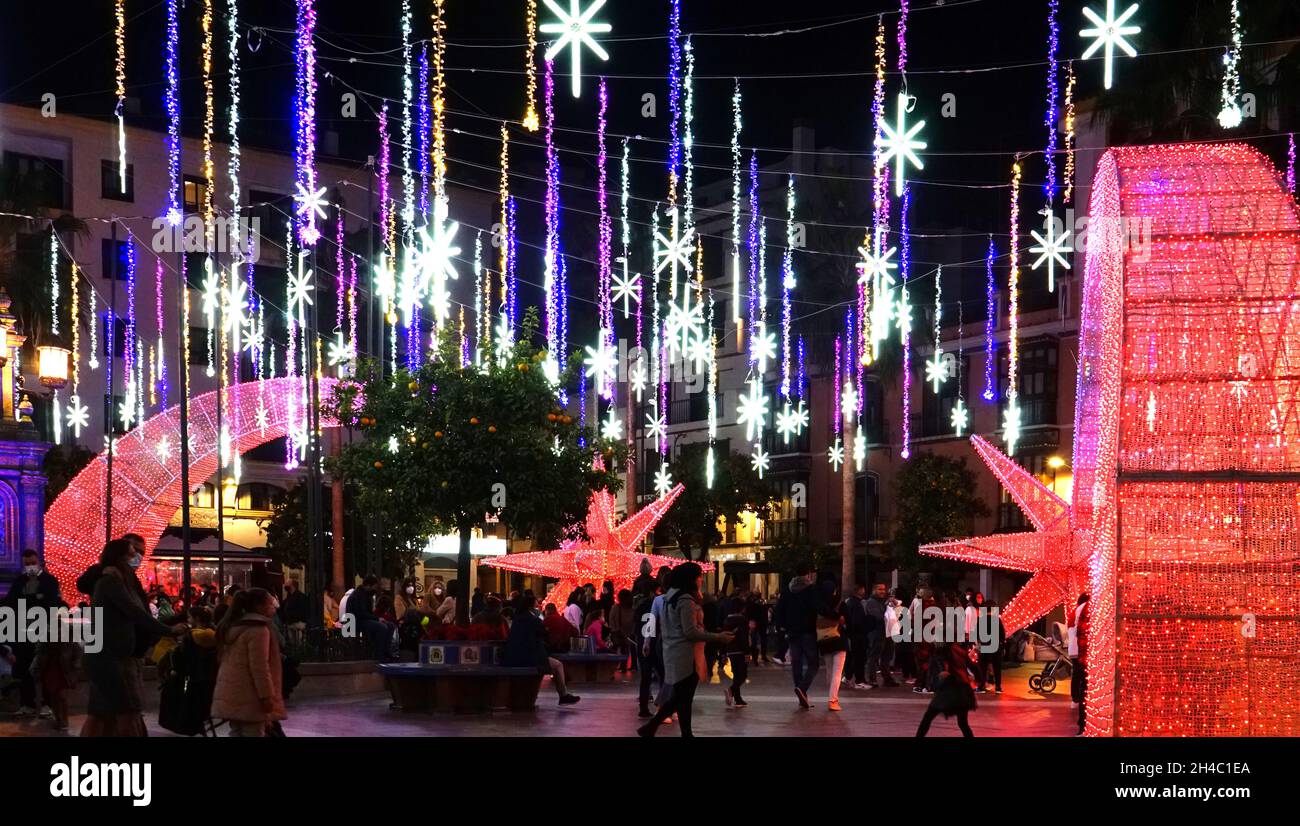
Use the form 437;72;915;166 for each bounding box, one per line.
37;345;71;390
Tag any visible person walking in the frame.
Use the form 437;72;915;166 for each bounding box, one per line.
976;600;1005;694
864;583;895;687
915;642;977;737
747;593;770;664
817;574;848;711
608;589;637;672
637;563;733;737
842;584;871;689
80;539;187;737
776;563;820;708
721;597;750;707
211;588;287;736
631;577;658;718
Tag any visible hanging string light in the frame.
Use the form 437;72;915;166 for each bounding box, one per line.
497;122;511;345
431;0;449;201
201;0;219;383
730;81;743;330
951;300;967;436
66;262;85;438
114;0;127;195
616;137;640;321
1044;0;1060;206
522;0;540;131
1218;0;1244;129
399;0;415;238
746;152;760;365
48;227;59;336
293;0;323;246
87;277;99;373
416;44;431;224
926;267;945;394
1288;133;1296;195
682;36;696;227
163;0;181;226
1005;157;1023;456
983;235;996;402
124;239;138;431
666;0;684;205
542;58;563;378
596;77;614;382
900;184;912;460
780;175;795;401
1063;59;1076;204
472;232;483;365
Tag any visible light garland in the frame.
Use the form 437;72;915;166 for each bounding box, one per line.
1288;133;1296;195
1063;59;1076;204
925;267;945;393
983;236;996;402
522;0;541;131
48;227;60;336
682;35;696;227
1218;0;1243;129
163;0;181;226
542;58;564;384
416;43;431;224
780;175;795;401
114;0;127;195
1080;0;1140;90
900;183;912;460
596;76;614;390
665;0;684;202
1005;158;1023;455
431;0;448;200
730;81;743;329
746;151;760;364
615;137;640;320
293;0;321;246
1044;0;1060;206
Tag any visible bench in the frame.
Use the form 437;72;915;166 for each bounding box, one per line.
553;652;627;683
377;662;542;714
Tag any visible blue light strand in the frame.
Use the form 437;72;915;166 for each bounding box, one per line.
417;42;431;225
983;235;997;402
1044;0;1060;203
163;0;181;226
666;0;684;191
900;183;912;460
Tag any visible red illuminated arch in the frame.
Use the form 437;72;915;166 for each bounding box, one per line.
44;377;339;605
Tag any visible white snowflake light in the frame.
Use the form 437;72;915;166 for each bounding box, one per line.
925;349;949;394
854;424;866;471
600;406;623;441
294;182;330;244
752;322;778;375
540;0;612;99
583;335;617;397
65;395;89;439
645;410;667;449
327;332;355;371
951;398;969;436
629;362;648;402
1003;401;1022;456
894;290;912;341
735;379;770;442
1028;208;1072;293
750;443;770;478
156;436;172;462
653;220;696;280
855;243;898;286
1080;0;1141;90
612;270;641;318
875;93;927;197
653;463;673;498
416;198;462;324
288;262;314;317
840;385;859;420
255;403;270;432
775;400;809;444
827;438;845;470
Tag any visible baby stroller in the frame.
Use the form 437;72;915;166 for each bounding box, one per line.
1023;631;1072;694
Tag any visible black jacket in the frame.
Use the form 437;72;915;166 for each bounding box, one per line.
345;587;377;624
502;610;548;669
90;568;173;659
1;570;63;610
280;590;311;625
779;577;820;636
842;595;873;635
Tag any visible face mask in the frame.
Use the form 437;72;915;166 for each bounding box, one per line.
405;587;415;595
128;555;142;569
23;565;40;576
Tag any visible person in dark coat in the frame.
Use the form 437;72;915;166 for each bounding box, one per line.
915;643;977;737
842;584;872;689
1;548;63;716
777;563;821;708
81;539;187;737
501;596;579;705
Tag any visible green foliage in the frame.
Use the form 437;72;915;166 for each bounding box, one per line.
325;308;619;621
657;447;776;561
259;482;316;571
42;444;96;507
764;538;841;578
892;451;990;573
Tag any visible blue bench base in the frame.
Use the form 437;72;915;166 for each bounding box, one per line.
378;663;543;713
552;653;627;683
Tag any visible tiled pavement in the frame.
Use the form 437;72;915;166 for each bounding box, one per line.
1;660;1075;738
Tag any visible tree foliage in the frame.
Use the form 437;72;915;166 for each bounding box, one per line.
892;451;990;572
764;538;841;578
657;447;776;562
325;308;620;623
42;444;95;507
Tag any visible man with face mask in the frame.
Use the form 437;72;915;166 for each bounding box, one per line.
2;549;63;717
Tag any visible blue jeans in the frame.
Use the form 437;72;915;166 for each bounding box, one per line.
790;632;819;692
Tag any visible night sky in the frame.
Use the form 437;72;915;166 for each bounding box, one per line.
3;0;1296;353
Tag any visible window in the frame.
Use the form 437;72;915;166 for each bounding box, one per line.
236;483;281;511
247;189;292;255
999;339;1059;427
763;476;808;544
920;353;964;438
101;239;130;281
862;380;886;444
184;252;211;289
100;160;134;202
183;175;209;215
190;483;216;509
3;151;66;209
668;380;720;425
854;473;881;543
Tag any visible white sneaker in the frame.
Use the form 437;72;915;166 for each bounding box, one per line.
38;706;53;719
16;706;36;717
854;682;871;690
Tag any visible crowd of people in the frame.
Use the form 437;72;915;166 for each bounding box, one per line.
2;539;1087;739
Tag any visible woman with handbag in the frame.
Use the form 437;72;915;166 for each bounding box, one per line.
815;573;849;711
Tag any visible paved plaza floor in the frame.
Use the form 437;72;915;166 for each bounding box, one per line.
2;660;1076;738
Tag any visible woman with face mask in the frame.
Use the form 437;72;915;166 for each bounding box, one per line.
394;578;421;621
81;538;188;737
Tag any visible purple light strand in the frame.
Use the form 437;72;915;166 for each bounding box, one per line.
983;236;997;402
293;0;319;246
335;207;345;333
796;336;806;401
833;337;842;436
596;77;615;394
155;257;167;407
1288;133;1296;194
377;105;392;248
163;0;181;226
543;58;560;354
666;0;684;187
896;0;909;74
416;43;431;224
506;196;519;328
347;255;358;347
125;240;137;399
1044;0;1060;203
746;151;760;363
900;184;912;460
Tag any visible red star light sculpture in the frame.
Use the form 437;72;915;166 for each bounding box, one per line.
482;484;711;606
920;435;1089;634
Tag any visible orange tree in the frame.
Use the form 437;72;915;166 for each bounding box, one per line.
326;309;620;624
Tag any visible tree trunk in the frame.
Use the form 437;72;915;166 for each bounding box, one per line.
330;479;345;594
456;523;473;626
841;424;856;590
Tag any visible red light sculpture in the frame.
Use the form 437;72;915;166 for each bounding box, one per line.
482;483;711;606
44;378;339;606
924;143;1300;736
